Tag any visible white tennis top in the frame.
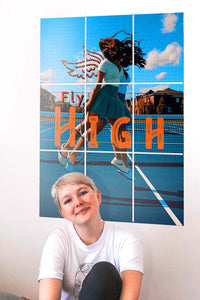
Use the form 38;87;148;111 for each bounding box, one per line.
98;59;123;87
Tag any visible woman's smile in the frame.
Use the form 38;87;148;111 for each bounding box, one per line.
75;206;90;216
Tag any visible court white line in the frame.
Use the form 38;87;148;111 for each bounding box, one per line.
135;165;182;226
40;148;183;156
135;152;183;156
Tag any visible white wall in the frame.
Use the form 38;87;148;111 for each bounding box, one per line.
0;1;199;299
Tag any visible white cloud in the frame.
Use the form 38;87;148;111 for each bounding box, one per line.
145;42;182;70
77;77;96;84
40;69;56;83
162;13;178;33
156;72;167;79
139;84;169;94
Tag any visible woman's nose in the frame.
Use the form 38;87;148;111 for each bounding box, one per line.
74;196;83;207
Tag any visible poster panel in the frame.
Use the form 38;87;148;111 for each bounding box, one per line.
40;13;183;225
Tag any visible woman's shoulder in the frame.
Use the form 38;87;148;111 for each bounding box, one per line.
98;58;109;69
105;222;139;242
47;224;71;244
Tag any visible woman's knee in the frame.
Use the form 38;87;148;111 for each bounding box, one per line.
78;261;122;300
91;261;119;279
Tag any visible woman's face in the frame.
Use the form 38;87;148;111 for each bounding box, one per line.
58;183;101;226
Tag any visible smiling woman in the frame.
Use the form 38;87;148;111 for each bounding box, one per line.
58;183;101;229
51;172;97;210
38;172;143;300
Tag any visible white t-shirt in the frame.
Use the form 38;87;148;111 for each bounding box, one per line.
98;59;123;87
38;221;143;300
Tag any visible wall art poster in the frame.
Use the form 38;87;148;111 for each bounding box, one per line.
40;13;184;225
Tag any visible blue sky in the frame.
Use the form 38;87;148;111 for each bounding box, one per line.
40;13;183;97
40;17;85;84
134;13;183;84
40;15;132;84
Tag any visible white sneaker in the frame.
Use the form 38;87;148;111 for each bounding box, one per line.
111;157;129;174
118;168;135;181
58;144;69;169
118;167;131;178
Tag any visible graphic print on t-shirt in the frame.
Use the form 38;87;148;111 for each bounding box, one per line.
74;263;94;298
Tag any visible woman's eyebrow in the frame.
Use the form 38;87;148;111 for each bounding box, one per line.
60;194;71;203
77;184;89;189
77;186;89;192
60;186;89;200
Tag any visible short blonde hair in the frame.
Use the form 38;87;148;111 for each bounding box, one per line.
51;172;97;210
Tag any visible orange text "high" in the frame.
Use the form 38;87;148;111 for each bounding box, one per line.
54;106;131;149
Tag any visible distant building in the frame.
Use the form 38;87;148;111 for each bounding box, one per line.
134;88;183;115
40;87;56;111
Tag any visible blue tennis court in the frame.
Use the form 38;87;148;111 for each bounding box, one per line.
40;112;183;226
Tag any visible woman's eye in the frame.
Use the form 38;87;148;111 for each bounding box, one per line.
80;190;88;196
64;199;71;205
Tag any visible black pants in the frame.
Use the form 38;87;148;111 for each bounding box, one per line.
78;262;122;300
